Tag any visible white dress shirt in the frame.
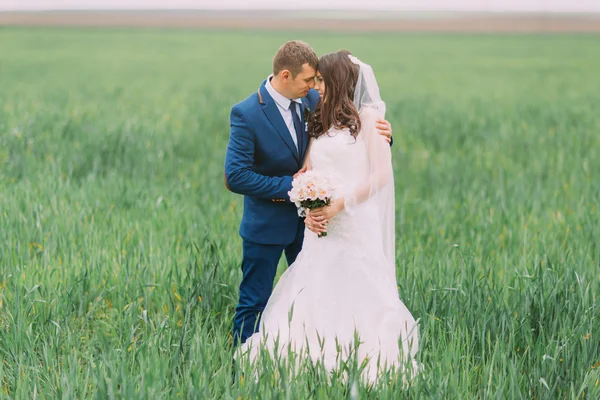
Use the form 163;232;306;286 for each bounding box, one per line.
265;75;303;151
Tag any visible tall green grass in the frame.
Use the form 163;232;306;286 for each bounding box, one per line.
1;28;599;398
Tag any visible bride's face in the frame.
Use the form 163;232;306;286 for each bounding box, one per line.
314;72;325;100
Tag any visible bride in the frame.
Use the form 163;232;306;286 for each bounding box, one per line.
236;51;419;383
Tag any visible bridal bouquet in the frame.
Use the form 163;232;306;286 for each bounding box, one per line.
288;171;333;237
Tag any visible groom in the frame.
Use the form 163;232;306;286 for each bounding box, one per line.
225;41;392;345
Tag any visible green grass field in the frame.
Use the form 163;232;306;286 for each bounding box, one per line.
1;27;600;398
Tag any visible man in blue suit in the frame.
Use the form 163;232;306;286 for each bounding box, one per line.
225;41;392;345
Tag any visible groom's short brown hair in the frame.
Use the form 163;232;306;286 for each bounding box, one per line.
273;41;318;78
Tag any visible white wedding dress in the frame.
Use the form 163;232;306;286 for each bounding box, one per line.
238;107;419;383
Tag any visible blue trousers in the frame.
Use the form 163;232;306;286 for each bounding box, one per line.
233;222;304;346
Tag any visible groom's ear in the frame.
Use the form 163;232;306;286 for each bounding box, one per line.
280;69;292;81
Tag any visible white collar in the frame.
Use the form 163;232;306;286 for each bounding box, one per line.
265;75;302;111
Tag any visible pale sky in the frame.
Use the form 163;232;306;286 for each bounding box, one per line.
1;0;600;12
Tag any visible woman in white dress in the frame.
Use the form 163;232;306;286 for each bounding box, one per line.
237;51;419;383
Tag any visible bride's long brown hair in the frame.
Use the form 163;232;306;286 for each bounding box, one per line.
308;50;361;139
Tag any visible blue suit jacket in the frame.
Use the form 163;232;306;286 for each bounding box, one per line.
225;81;321;245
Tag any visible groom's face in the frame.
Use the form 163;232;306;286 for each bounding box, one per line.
283;63;316;99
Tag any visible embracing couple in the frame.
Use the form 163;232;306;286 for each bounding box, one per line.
224;40;419;382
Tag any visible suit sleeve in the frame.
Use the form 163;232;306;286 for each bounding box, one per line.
306;89;320;111
224;105;293;201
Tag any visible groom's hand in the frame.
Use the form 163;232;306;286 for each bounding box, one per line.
294;159;312;179
376;119;392;143
294;166;307;179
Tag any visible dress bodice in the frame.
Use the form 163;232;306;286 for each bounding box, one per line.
309;127;369;199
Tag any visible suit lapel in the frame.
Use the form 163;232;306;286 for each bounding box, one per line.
259;83;300;164
299;98;311;162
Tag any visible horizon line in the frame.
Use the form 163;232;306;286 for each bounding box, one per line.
2;8;600;14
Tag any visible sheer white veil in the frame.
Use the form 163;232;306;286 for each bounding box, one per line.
344;54;397;283
350;54;387;119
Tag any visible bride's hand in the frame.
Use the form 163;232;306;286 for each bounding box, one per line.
310;198;344;223
304;209;327;235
